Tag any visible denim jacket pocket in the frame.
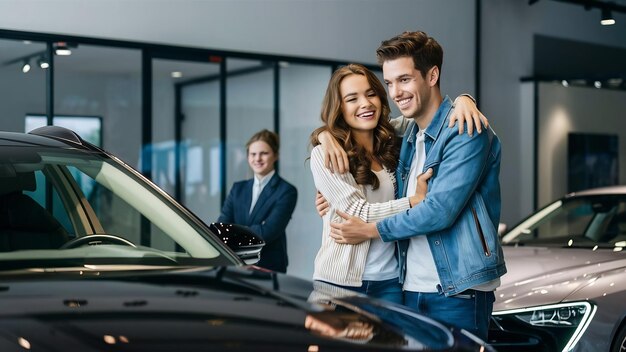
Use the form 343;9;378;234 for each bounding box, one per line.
471;207;491;257
468;193;499;263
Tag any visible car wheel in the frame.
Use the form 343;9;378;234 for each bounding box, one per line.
613;325;626;352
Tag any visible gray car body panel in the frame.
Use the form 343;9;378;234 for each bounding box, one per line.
495;185;626;351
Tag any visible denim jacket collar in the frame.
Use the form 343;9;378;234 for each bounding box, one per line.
424;95;454;142
405;96;454;147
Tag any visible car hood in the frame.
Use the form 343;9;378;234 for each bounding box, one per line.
495;246;626;311
0;265;485;351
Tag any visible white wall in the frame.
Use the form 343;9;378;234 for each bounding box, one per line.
0;0;476;99
538;83;626;206
481;0;626;225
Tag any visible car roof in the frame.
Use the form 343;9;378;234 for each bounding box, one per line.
0;127;101;153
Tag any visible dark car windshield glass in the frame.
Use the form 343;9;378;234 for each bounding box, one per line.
503;195;626;249
0;146;234;271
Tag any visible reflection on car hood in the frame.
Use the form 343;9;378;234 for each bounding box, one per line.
495;246;626;310
0;265;486;351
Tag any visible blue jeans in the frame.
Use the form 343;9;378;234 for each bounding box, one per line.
403;289;495;340
331;278;403;305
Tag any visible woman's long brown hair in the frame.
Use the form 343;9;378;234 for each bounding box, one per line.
311;64;398;190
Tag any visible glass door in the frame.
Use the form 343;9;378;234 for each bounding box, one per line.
151;56;222;225
225;58;275;187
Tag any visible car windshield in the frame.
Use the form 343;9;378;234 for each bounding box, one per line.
0;145;235;272
502;194;626;250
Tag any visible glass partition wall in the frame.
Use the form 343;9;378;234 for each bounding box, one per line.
279;63;332;280
0;38;47;132
152;57;221;224
0;29;384;279
54;45;142;164
225;58;275;189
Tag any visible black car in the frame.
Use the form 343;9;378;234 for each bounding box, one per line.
0;126;491;351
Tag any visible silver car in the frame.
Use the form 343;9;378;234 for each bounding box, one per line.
489;186;626;352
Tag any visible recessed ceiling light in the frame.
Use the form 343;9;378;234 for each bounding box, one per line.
171;71;183;78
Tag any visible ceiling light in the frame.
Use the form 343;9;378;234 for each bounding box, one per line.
601;8;616;25
38;57;49;69
54;42;72;56
21;61;31;73
171;71;183;78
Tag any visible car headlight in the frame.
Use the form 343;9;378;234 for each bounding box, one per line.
491;301;597;352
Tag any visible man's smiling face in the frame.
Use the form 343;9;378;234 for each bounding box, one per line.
383;56;436;121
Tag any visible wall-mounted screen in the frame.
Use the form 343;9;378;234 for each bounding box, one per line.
568;133;618;193
25;115;102;147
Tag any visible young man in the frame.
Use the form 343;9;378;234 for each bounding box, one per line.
327;31;506;340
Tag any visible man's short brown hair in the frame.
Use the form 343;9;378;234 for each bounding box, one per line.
376;31;443;86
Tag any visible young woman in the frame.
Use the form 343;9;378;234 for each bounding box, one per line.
309;64;429;303
218;129;297;273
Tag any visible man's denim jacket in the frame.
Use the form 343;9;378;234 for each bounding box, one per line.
377;96;507;296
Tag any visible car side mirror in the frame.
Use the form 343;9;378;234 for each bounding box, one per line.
209;223;265;265
497;223;508;238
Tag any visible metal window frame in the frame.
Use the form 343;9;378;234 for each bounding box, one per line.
0;28;382;208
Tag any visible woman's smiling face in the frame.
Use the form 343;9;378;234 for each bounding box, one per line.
339;74;382;134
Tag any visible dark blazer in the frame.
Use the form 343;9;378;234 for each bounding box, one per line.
217;173;297;273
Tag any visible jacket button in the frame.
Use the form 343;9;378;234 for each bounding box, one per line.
435;240;440;245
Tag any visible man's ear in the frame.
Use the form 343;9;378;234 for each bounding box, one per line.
428;66;439;87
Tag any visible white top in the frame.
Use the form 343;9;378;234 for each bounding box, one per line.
404;129;440;292
362;169;399;281
309;145;410;286
249;170;275;213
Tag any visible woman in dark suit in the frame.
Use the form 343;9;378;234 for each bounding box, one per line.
218;129;297;273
